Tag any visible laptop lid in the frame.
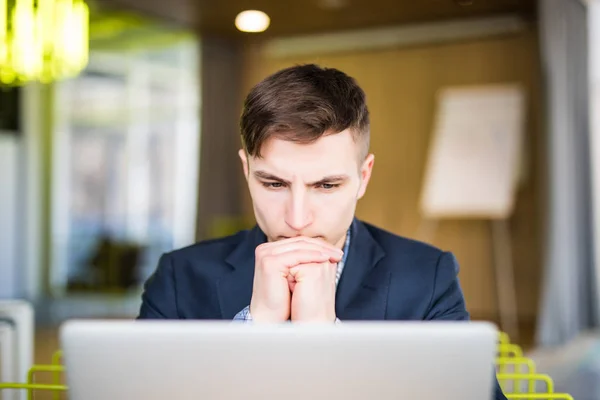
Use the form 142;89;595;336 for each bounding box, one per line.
60;320;498;400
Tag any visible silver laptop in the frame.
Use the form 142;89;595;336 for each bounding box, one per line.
59;320;498;400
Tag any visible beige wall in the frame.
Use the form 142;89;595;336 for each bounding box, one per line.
239;27;544;323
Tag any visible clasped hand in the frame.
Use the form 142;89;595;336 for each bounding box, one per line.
249;237;343;323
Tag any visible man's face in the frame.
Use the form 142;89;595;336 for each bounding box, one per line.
239;129;374;249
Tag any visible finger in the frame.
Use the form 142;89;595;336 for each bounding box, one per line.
269;242;343;259
269;239;343;258
275;248;341;264
289;262;336;280
289;262;334;273
265;236;343;253
264;250;335;269
287;274;296;293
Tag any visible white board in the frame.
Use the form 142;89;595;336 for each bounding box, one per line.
419;84;526;220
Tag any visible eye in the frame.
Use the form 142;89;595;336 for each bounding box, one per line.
262;181;285;189
318;183;340;190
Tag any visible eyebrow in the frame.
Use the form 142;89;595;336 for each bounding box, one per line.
253;171;291;185
253;170;349;186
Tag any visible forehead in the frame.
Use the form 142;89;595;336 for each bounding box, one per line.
252;130;360;174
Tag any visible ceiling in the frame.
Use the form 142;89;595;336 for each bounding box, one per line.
94;0;536;38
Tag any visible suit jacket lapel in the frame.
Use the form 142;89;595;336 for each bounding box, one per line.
217;225;266;319
335;219;389;320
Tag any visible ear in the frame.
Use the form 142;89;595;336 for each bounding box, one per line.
238;149;249;181
357;153;375;200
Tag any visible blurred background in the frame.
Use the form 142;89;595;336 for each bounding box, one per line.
1;0;600;397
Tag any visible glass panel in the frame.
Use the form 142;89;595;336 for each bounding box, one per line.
51;40;199;299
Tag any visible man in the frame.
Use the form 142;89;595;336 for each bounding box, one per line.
138;64;507;399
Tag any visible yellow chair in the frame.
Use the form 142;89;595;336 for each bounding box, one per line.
0;350;66;400
495;333;574;399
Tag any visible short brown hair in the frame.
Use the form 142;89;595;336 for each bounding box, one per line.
240;64;370;159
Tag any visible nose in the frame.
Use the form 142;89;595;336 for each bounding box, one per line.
284;188;313;232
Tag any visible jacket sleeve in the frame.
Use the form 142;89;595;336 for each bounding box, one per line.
425;251;508;400
137;253;180;319
424;251;469;321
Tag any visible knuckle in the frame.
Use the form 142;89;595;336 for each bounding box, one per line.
255;244;267;256
261;255;275;268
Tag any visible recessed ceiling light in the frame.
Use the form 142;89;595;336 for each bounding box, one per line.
235;10;271;33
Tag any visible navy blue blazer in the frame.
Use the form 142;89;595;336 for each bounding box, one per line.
138;218;506;400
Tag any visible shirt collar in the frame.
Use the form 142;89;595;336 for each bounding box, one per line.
340;228;351;264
